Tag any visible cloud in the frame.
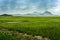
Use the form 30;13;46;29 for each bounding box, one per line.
0;0;60;15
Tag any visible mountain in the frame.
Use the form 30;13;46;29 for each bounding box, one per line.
40;11;53;15
12;11;53;16
25;11;53;16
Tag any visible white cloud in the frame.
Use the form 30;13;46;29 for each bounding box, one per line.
0;0;60;15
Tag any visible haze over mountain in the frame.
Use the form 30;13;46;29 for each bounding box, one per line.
0;0;60;15
13;11;53;16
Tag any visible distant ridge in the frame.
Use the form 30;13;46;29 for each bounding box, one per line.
40;11;53;15
11;11;53;16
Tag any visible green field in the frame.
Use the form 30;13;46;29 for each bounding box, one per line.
0;16;60;40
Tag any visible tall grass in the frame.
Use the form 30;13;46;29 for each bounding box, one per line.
0;16;60;40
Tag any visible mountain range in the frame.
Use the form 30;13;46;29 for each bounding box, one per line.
13;11;53;16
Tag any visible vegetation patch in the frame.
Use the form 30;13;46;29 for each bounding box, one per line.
0;16;60;40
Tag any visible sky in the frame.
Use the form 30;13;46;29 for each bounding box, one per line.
0;0;60;15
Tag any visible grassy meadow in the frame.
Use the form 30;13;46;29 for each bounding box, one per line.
0;16;60;40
